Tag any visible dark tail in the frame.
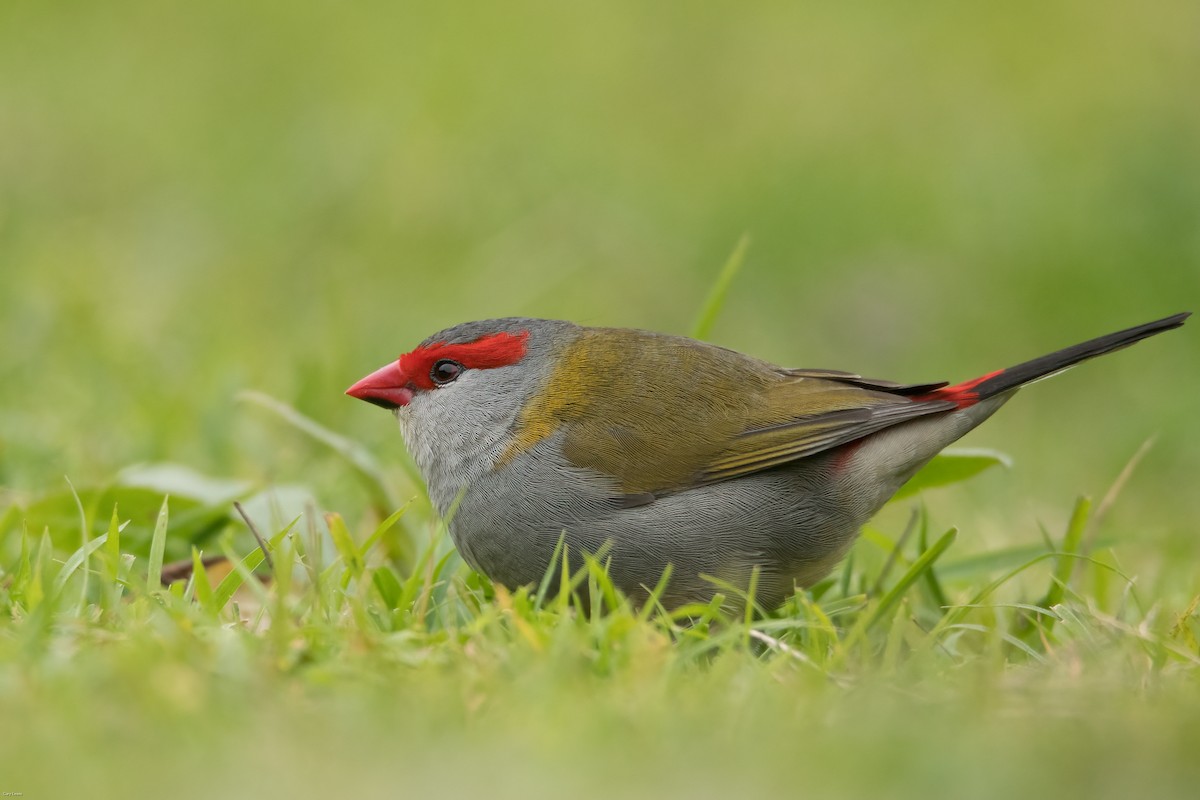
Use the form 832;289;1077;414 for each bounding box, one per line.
925;312;1190;409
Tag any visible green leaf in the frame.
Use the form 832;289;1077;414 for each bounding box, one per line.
892;448;1011;502
22;486;222;560
118;463;251;506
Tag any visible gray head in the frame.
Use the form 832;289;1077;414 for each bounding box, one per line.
346;317;580;509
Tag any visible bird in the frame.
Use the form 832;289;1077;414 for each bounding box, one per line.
346;312;1189;609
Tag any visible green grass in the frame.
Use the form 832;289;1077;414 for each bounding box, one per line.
2;1;1199;796
2;450;1199;797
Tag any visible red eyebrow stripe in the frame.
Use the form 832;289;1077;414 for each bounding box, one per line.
398;330;530;391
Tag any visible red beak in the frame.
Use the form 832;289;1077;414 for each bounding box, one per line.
346;362;414;410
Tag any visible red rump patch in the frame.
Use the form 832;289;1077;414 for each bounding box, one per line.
912;369;1004;410
398;330;530;391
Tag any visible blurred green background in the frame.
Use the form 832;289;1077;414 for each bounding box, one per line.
1;1;1196;569
2;3;1199;798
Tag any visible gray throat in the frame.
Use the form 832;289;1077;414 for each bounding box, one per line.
395;400;519;515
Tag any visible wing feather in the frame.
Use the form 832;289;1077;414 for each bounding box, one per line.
519;328;957;499
698;397;956;485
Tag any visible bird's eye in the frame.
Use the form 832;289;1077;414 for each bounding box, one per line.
429;359;464;386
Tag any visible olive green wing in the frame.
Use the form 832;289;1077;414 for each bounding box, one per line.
522;329;955;498
552;359;954;497
696;393;954;485
694;368;955;484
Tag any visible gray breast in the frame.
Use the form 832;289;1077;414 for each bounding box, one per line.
447;431;862;609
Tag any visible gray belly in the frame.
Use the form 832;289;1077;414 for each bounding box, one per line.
446;443;870;609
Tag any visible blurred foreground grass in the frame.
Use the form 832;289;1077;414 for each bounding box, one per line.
2;477;1199;798
1;1;1198;797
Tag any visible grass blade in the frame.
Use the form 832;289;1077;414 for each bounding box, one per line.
104;505;122;582
363;504;410;551
145;496;169;593
191;547;216;611
690;234;750;340
212;521;296;610
1017;496;1092;642
916;508;949;610
326;512;364;581
53;533;109;597
65;476;90;610
867;527;957;631
1046;496;1091;607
